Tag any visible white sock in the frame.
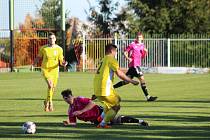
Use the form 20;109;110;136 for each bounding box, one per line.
100;111;105;119
100;120;106;126
146;95;150;99
139;120;144;123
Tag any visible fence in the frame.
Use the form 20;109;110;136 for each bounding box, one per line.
82;34;210;72
0;0;65;72
1;32;209;72
0;1;209;73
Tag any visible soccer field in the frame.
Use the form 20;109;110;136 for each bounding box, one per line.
0;72;209;140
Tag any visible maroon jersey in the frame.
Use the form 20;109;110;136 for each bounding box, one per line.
68;96;101;123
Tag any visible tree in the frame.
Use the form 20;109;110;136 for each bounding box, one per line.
15;14;46;66
169;0;210;34
37;0;70;35
124;0;173;34
117;0;210;34
37;0;70;57
87;0;119;35
38;0;63;29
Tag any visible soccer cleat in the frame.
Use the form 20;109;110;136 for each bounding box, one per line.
139;121;149;126
49;101;54;112
96;124;111;128
44;101;49;112
147;96;158;102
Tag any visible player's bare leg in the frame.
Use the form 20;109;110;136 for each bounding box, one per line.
44;100;49;112
48;86;55;111
49;101;54;111
44;79;54;111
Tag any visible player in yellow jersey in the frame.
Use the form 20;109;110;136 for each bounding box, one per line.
34;32;67;112
94;44;139;128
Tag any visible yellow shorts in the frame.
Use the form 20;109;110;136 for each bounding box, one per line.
97;90;121;112
42;68;59;87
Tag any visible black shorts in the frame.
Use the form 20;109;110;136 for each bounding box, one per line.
126;66;144;78
98;106;104;115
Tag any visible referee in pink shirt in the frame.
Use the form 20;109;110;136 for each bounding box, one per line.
114;32;157;101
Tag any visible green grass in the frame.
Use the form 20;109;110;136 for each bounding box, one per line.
0;72;210;140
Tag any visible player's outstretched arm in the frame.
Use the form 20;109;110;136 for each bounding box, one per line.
63;120;76;126
73;100;96;116
63;120;70;126
115;69;139;85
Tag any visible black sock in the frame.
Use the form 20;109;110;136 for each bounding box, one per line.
141;83;149;96
114;81;128;88
120;116;139;123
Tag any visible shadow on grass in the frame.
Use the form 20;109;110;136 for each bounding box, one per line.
0;98;63;101
0;114;67;118
122;105;210;109
0;122;209;140
131;113;210;123
123;99;210;104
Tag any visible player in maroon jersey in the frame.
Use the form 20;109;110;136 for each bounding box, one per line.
61;89;148;127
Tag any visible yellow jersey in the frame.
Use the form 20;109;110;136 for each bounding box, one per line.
38;44;64;69
94;55;119;96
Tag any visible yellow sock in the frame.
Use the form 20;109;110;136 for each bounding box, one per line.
46;88;53;102
104;109;116;123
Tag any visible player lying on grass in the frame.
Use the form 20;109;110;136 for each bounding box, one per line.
61;89;148;127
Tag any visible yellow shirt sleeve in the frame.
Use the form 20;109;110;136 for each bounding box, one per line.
58;46;64;64
109;56;119;72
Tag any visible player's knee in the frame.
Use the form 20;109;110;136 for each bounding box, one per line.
112;105;120;112
48;84;53;89
139;76;145;82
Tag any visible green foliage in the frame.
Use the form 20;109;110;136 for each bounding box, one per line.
116;0;210;34
0;38;10;56
169;0;210;34
126;0;170;34
88;0;119;35
38;0;62;29
37;0;70;47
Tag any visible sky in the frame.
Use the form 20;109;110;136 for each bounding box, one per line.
0;0;127;30
67;0;126;21
67;0;90;21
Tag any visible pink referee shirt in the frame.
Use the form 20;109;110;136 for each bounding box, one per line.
68;97;101;123
125;40;146;67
